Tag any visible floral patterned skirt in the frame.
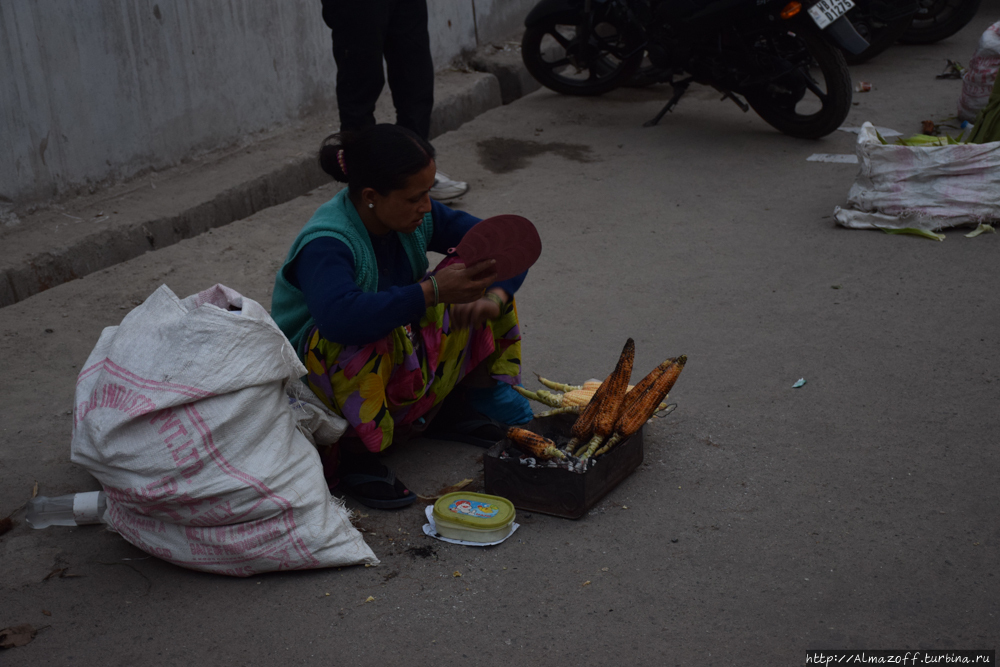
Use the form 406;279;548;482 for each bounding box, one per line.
303;279;522;454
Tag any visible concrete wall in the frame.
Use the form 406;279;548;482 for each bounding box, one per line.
0;0;535;208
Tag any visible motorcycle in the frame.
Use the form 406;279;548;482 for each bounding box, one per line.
521;0;869;139
842;0;982;64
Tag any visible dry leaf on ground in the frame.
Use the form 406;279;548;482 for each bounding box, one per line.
0;517;15;537
417;478;474;502
0;624;38;649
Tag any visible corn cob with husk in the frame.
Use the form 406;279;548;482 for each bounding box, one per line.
561;366;619;453
570;339;635;458
513;386;563;407
505;427;566;460
591;355;687;458
514;386;583;417
526;376;669;414
519;385;606;410
535;374;583;393
618;357;675;415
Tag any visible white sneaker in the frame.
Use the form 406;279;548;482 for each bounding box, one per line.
430;170;469;201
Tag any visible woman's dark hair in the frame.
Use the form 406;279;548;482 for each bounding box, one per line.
319;124;436;196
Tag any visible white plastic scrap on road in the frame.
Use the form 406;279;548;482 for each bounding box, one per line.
834;122;1000;232
807;153;859;164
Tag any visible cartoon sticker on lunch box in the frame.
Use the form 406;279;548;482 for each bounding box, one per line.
449;499;500;518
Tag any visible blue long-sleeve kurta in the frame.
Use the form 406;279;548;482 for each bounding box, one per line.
289;199;526;346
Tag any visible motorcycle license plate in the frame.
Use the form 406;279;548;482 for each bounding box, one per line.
808;0;855;29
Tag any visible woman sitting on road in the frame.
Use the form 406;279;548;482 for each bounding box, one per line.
271;124;533;509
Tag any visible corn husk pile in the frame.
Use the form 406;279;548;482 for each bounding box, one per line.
504;339;686;472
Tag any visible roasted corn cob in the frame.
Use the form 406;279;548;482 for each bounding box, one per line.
619;357;676;417
505;427;567;460
592;355;687;458
573;339;635;458
562;343;632;454
563;382;607;453
526;377;662;411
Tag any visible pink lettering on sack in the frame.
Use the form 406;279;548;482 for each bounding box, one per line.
78;361;322;573
74;381;157;428
105;504;173;560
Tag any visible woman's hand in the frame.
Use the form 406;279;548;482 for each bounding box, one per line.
451;298;501;330
425;259;498;306
451;287;509;329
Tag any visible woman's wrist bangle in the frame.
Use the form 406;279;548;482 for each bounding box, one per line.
429;276;440;307
483;292;505;312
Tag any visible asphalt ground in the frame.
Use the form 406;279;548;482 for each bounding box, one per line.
2;8;999;665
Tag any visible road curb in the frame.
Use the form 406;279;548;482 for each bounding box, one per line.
467;43;541;105
1;69;509;309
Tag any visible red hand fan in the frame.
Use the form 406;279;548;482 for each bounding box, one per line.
453;214;542;281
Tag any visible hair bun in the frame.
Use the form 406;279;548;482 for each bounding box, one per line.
319;143;348;182
317;126;435;195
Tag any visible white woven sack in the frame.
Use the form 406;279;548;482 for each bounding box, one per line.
70;284;377;576
834;122;1000;231
958;22;1000;123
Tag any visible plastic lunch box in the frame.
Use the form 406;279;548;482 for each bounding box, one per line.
432;492;515;543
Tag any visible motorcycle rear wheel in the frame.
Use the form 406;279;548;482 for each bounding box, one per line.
521;9;644;96
842;5;919;65
743;29;853;140
899;0;982;44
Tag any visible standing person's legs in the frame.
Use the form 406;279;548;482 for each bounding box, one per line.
382;0;435;140
379;0;469;200
322;0;392;132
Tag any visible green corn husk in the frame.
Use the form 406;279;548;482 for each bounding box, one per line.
965;223;996;238
534;373;582;392
538;389;564;405
575;433;605;460
541;446;567;460
514;386;563;407
562;436;582;454
896;134;947;146
970;72;1000;143
873;225;946;241
895;133;968;147
535;406;580;418
592;433;623;458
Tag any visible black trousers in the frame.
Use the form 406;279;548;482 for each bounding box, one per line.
321;0;435;140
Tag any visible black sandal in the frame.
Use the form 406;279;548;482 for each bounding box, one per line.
332;452;417;509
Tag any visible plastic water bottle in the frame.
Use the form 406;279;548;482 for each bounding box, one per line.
25;491;107;529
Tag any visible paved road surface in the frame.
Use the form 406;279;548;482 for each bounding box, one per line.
2;9;998;665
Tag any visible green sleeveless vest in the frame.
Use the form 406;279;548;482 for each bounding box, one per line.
271;188;433;354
